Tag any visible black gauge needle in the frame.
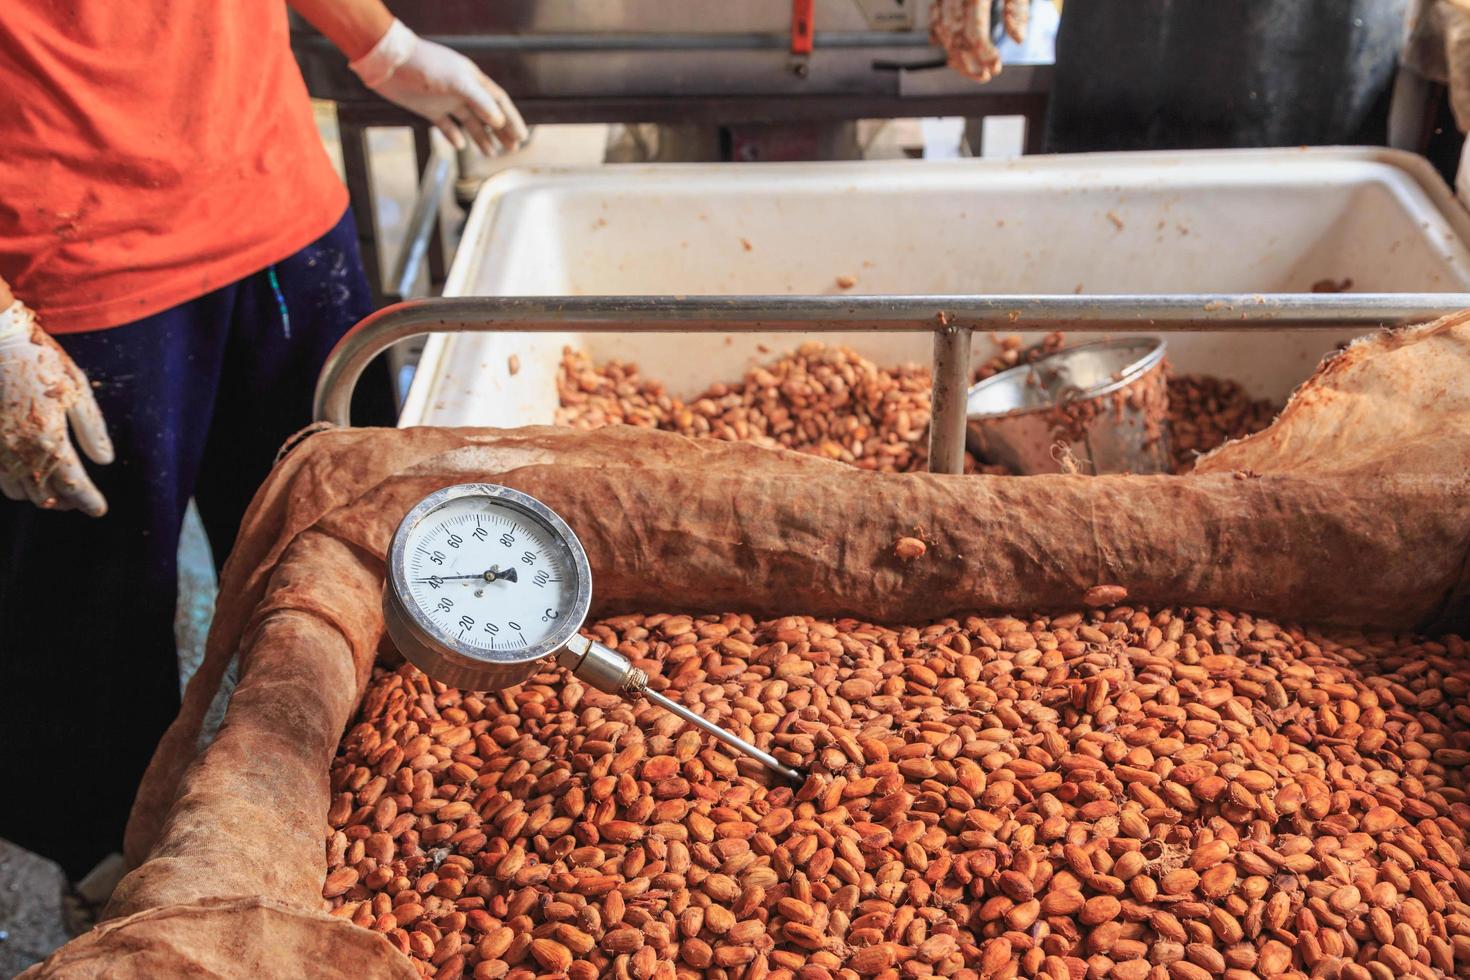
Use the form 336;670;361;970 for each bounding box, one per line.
413;566;519;584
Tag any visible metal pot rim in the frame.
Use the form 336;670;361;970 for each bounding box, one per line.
966;336;1167;421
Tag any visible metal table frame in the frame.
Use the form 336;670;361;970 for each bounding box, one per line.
333;103;453;308
313;293;1470;473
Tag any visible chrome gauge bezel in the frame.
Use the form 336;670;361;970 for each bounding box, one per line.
383;483;593;691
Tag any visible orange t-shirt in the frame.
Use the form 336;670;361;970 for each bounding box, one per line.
0;2;349;333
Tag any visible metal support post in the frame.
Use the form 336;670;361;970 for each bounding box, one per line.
928;320;973;475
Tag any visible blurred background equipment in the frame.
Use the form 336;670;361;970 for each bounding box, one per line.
1044;0;1410;152
291;0;1060;304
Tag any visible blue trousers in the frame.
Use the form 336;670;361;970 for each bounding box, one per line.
0;209;390;877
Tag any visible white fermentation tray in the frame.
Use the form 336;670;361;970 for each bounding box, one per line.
400;148;1470;427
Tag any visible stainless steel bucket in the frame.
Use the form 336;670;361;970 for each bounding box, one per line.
965;338;1171;475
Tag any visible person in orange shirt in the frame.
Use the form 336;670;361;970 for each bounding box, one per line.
0;0;525;879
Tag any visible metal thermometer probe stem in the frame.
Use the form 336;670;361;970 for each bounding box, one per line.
639;686;806;784
557;635;805;783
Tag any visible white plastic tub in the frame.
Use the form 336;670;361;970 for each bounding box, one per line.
400;148;1470;427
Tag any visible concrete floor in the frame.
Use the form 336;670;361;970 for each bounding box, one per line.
0;841;70;976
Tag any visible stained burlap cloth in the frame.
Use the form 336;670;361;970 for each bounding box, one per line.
22;313;1470;977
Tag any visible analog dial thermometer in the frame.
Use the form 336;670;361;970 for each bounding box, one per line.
384;484;803;782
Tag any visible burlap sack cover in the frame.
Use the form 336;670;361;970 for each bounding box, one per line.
22;313;1470;977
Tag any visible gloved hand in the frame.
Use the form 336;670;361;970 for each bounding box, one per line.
350;19;528;156
0;301;113;516
930;0;1031;84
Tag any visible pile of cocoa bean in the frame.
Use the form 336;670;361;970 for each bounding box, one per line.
972;333;1067;383
1166;374;1280;473
555;342;993;474
326;606;1470;980
555;341;1279;476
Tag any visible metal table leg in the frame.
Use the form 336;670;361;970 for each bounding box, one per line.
411;125;448;293
337;106;385;304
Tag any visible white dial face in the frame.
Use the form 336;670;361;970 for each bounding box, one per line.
402;495;577;656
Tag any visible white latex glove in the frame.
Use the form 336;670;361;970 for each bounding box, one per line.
350;19;528;156
930;0;1031;83
0;301;113;516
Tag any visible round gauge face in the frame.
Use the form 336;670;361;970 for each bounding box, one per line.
387;485;591;668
